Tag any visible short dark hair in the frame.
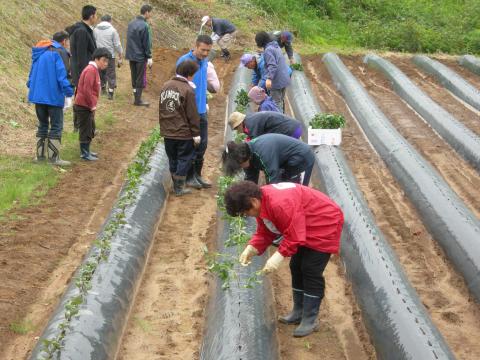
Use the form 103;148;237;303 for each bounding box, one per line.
176;60;199;78
224;181;262;217
221;141;251;176
82;5;97;21
196;34;213;46
92;47;111;60
255;31;272;48
101;14;112;22
140;4;153;15
53;31;70;43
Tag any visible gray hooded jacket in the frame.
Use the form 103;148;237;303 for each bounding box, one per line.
93;21;123;58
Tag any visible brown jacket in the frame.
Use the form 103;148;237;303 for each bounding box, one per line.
159;76;200;139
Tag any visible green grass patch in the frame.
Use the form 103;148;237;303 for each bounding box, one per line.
9;319;36;334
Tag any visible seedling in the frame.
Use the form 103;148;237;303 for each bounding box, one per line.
309;113;346;129
234;89;249;114
234;130;247;143
290;63;304;71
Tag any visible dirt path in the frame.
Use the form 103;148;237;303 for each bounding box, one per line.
389;56;480;136
305;55;480;360
117;56;237;360
0;48;181;360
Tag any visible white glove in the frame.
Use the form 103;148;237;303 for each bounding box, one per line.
262;251;285;274
239;245;259;266
193;136;201;145
64;97;73;110
211;33;220;44
147;58;153;68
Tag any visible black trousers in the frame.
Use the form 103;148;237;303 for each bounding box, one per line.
290;247;331;298
129;61;146;89
164;138;196;177
74;105;95;144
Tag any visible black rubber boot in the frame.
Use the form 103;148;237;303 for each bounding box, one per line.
134;88;149;107
293;293;321;337
80;142;98;161
35;137;46;162
220;48;231;62
107;89;114;100
47;138;71;166
279;289;303;325
173;176;192;196
186;163;203;189
194;159;212;188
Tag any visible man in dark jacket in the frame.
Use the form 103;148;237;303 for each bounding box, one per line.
159;60;201;196
27;33;74;166
270;31;295;65
255;31;291;113
201;16;236;60
229;111;302;140
125;4;153;107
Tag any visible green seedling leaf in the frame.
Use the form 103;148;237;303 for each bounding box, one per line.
309;113;346;129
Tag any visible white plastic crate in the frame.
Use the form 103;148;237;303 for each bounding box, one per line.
307;127;342;145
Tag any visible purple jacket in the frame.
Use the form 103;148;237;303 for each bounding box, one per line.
263;41;291;90
258;96;280;112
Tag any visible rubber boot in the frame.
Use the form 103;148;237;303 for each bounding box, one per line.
293;293;321;337
101;85;107;96
35;137;47;162
80;142;98;161
194;159;212;188
134;88;149;107
107;88;114;100
47;139;71;166
173;175;192;196
220;48;231;62
186;164;203;189
279;289;303;325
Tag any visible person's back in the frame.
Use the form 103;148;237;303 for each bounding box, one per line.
244;112;300;139
258;96;280;113
264;41;290;90
125;15;150;62
94;21;122;58
212;18;236;36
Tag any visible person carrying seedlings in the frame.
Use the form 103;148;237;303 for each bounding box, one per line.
125;4;153;107
222;133;314;185
93;14;123;100
228;111;302;140
248;86;280;113
269;31;295;65
177;35;213;190
74;48;111;161
159;60;201;196
255;31;291;113
200;16;236;61
27;31;74;166
224;180;344;337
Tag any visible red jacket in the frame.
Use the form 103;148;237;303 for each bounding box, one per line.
74;62;100;110
250;183;344;257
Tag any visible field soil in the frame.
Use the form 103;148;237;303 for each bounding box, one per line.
0;48;181;360
304;54;480;360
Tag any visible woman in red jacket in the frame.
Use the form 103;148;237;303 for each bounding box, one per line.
224;180;344;337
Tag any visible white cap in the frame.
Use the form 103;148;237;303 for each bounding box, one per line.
201;16;210;26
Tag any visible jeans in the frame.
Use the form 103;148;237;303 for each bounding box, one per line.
35;104;64;140
290;247;331;298
164;138;196;177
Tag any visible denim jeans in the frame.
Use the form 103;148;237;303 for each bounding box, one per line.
35;104;64;139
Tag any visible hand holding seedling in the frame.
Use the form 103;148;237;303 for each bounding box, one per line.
239;244;258;266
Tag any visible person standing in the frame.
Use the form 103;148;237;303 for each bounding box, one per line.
74;48;111;161
224;181;344;337
125;4;153;106
255;31;291;113
27;32;74;166
200;16;236;60
247;86;280;113
176;35;213;189
270;31;295;64
93;14;123;100
159;60;201;196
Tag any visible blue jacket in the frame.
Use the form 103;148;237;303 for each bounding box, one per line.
177;51;208;115
258;96;280;112
263;41;291;90
252;54;292;91
212;18;236;36
27;40;74;107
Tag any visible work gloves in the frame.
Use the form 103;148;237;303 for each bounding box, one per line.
265;79;272;90
147;58;153;68
64;97;73;111
193;136;201;146
117;58;123;68
239;245;258;266
262;251;285;274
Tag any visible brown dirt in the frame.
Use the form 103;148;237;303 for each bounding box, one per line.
117;56;238;360
0;48;181;360
304;55;480;360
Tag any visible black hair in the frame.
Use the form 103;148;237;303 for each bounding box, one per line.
140;4;153;15
221;141;251;176
82;5;97;21
224;181;262;217
101;14;112;22
255;31;272;48
176;60;199;78
196;34;213;46
92;47;111;60
52;31;70;43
